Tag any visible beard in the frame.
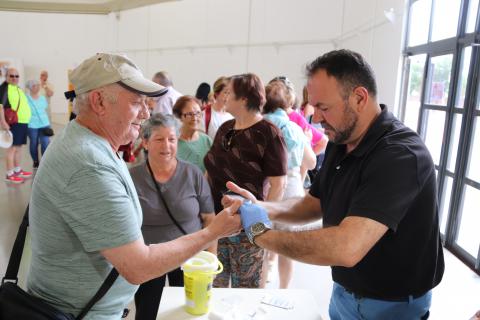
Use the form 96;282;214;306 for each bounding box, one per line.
322;102;358;144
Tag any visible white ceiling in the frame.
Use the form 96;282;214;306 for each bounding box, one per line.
0;0;178;14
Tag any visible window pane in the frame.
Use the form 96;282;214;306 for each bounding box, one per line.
466;0;479;33
423;109;446;165
447;114;462;172
408;0;432;46
404;54;426;131
440;176;453;235
425;55;453;106
431;0;461;41
466;116;480;182
478;79;480;110
456;185;480;257
455;47;472;108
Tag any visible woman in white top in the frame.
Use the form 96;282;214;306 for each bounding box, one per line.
204;76;233;140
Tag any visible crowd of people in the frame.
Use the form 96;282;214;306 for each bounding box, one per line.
0;68;54;183
1;50;455;319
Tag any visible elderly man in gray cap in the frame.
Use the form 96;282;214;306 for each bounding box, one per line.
27;53;242;319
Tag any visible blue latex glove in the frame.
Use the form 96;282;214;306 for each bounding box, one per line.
239;202;272;232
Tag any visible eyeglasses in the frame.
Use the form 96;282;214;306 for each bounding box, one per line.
182;111;202;118
9;75;19;78
222;129;236;151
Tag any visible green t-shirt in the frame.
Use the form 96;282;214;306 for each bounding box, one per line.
27;120;142;319
177;132;212;173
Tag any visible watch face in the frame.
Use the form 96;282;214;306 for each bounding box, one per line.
251;222;266;234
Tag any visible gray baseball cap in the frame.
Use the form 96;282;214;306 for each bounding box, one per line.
69;53;167;97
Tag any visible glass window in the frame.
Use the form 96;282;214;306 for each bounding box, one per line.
446;114;462;172
403;55;426;131
456;185;480;257
431;0;461;41
408;0;432;46
455;47;472;108
423;109;446;165
478;80;480;110
425;54;453;106
466;116;480;182
440;176;453;234
466;0;479;33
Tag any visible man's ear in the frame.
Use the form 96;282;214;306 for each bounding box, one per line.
88;90;107;115
352;86;369;111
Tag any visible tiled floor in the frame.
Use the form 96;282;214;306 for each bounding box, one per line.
1;117;479;319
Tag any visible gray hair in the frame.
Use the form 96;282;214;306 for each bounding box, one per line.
153;71;173;87
26;79;40;90
141;113;179;140
73;83;120;115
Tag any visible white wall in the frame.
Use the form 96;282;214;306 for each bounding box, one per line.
0;0;406;114
0;11;110;114
110;0;405;110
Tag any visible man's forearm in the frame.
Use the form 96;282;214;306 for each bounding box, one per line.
261;196;322;224
140;229;217;283
255;228;347;266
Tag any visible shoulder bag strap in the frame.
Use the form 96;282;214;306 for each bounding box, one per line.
75;268;119;320
16;87;21;112
145;158;188;235
1;205;120;320
205;104;212;132
1;205;29;284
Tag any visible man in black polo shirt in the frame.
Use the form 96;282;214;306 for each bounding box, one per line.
226;49;444;319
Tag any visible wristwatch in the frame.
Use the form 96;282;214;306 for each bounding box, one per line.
247;222;271;246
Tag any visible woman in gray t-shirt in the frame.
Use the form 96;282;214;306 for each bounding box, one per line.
129;114;215;320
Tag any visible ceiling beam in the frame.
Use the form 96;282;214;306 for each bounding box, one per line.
0;0;178;15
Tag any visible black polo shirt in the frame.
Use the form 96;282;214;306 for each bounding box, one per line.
310;105;444;300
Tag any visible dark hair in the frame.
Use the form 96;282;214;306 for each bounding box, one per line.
195;82;211;104
263;81;289;114
305;49;377;99
230;73;266;112
213;76;229;97
172;95;201;119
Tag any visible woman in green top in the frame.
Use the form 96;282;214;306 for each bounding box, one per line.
172;96;212;173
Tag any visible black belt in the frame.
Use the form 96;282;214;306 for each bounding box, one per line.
343;287;426;302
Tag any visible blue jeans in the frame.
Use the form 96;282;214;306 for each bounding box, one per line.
28;127;50;162
329;282;431;320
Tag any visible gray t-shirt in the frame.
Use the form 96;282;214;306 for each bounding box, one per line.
27;120;143;320
129;160;214;244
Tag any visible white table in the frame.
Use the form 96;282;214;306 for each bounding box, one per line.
156;287;323;319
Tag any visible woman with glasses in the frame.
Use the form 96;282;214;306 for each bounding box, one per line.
204;73;288;288
262;80;316;288
172;95;212;173
130;113;215;320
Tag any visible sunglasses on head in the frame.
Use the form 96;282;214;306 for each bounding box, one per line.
9;75;19;78
222;128;236;151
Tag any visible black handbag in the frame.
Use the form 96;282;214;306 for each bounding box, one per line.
0;206;121;320
40;127;54;137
